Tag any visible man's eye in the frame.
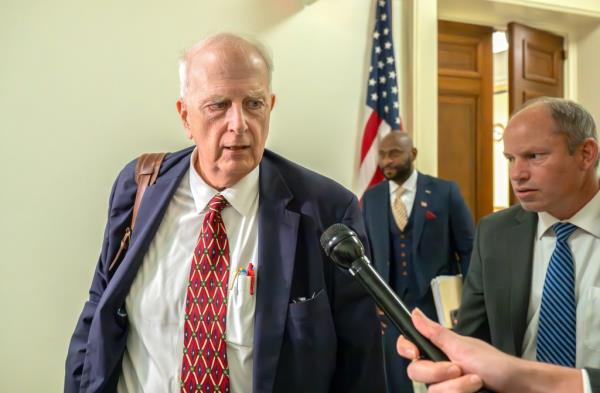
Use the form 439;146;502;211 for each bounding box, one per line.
208;102;227;111
246;100;264;109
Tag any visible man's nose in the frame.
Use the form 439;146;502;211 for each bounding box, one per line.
228;104;248;134
379;154;391;167
509;158;529;182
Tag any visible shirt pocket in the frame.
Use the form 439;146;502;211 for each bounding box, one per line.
227;274;256;347
581;286;600;352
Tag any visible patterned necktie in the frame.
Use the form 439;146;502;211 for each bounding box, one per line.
536;222;578;367
392;187;408;231
180;194;231;393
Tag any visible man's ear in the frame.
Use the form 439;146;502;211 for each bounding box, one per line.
412;147;418;161
176;98;192;139
270;94;276;111
579;138;599;170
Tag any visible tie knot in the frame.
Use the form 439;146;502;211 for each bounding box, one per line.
554;222;577;242
208;194;229;213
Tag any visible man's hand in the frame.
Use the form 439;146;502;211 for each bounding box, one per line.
396;308;584;393
396;308;508;392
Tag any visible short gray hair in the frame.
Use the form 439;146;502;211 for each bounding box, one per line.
515;97;597;154
178;33;274;98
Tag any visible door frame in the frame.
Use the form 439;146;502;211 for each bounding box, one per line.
402;0;594;178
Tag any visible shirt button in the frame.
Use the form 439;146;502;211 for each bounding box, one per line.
400;244;406;248
401;252;406;257
402;271;408;276
402;262;407;267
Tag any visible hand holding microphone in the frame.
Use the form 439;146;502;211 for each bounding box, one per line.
320;223;448;362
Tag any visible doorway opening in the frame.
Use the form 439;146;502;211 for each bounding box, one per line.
492;30;510;211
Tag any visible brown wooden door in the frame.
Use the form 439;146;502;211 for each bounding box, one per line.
508;22;564;205
508;22;564;113
438;20;493;222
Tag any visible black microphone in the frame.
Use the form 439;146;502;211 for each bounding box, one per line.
320;223;448;362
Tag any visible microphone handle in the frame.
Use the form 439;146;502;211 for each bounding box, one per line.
350;257;448;362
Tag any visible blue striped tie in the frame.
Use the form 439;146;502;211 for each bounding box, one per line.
536;222;578;367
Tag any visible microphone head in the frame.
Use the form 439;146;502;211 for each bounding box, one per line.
320;223;366;269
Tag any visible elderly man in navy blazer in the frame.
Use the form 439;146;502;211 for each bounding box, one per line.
65;33;384;393
361;131;474;393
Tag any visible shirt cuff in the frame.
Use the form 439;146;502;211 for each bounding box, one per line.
583;369;592;393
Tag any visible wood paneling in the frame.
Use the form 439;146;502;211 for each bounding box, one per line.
438;20;493;222
508;22;564;112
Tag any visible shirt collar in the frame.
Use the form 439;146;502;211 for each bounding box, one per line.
389;169;418;196
188;148;259;217
537;189;600;240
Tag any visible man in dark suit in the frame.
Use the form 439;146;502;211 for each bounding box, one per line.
395;98;600;393
65;33;384;393
454;98;600;392
361;131;474;393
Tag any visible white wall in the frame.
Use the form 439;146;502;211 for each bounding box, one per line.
577;25;600;122
0;0;403;390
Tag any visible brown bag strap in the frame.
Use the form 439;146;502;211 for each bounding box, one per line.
108;152;166;273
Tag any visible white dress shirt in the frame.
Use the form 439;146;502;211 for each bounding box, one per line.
117;149;259;393
521;189;600;393
388;170;418;217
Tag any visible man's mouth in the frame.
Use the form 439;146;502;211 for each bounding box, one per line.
514;187;537;196
224;145;249;151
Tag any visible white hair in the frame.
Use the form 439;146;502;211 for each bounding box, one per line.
178;33;274;98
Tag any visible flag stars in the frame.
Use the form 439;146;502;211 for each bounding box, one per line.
382;91;388;98
383;28;389;35
369;78;376;86
386;56;394;64
393;102;399;109
373;31;380;40
381;13;387;21
379;76;386;84
377;61;384;69
379;0;385;6
371;93;378;101
384;41;392;49
391;86;398;94
375;46;382;54
388;71;396;79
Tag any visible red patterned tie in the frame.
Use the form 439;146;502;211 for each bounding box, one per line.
180;194;231;393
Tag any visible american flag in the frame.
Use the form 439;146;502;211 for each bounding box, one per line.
355;0;401;198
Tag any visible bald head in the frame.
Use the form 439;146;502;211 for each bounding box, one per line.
179;33;273;98
381;130;414;150
378;131;417;185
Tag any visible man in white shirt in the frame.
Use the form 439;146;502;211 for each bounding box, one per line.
65;33;385;393
396;97;600;393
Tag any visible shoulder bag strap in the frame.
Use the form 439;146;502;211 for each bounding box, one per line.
108;152;166;273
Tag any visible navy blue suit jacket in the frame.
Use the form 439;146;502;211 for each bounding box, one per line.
361;175;474;301
65;147;385;393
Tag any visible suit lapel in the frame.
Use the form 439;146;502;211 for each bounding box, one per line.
253;157;299;393
371;182;392;283
506;208;537;355
104;154;191;306
411;173;430;248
